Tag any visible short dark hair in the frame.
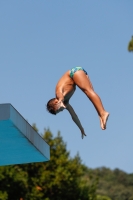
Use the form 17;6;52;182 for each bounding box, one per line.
46;98;56;115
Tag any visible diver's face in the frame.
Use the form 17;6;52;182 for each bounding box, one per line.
56;106;64;114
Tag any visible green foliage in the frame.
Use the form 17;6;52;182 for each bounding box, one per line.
97;194;111;200
32;123;39;132
0;127;98;200
0;165;28;199
1;124;132;200
91;167;133;200
82;168;99;200
35;128;97;200
0;191;8;200
128;36;133;52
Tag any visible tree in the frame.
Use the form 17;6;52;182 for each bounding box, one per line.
128;36;133;52
91;167;133;200
0;165;28;200
0;127;98;200
25;128;96;200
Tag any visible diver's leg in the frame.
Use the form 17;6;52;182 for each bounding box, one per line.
73;70;109;129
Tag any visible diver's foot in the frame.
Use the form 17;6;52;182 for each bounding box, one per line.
100;112;109;130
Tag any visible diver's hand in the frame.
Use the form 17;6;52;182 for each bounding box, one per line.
60;101;66;108
81;129;86;139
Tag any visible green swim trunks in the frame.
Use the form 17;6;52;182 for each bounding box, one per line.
70;67;88;78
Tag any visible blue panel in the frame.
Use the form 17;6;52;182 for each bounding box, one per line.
0;104;50;166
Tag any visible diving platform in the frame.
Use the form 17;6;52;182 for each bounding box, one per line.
0;104;50;166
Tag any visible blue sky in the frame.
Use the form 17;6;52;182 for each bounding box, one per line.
0;1;133;173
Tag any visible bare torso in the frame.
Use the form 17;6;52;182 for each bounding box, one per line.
55;70;76;103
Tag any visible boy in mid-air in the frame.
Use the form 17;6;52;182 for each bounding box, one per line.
47;67;109;139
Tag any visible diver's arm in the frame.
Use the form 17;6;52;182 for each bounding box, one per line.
66;103;86;138
56;88;64;102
